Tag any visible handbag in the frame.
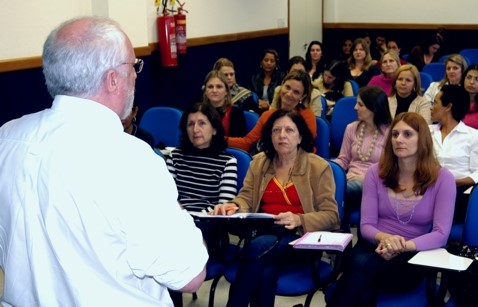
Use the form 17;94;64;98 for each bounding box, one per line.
446;245;478;306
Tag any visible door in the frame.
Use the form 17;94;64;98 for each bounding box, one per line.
288;0;323;58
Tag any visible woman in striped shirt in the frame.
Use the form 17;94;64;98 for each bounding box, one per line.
166;102;238;212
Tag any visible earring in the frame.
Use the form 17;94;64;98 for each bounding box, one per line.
132;117;137;123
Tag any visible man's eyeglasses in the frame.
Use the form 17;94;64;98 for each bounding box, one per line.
121;58;144;74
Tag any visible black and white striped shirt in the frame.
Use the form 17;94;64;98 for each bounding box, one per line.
166;148;238;211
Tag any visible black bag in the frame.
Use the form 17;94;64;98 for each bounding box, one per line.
446;245;478;307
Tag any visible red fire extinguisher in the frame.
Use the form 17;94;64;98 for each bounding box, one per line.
157;13;177;67
174;4;187;54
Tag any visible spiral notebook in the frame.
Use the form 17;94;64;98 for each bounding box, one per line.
292;231;353;252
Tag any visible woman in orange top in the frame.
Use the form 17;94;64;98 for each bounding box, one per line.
227;70;317;152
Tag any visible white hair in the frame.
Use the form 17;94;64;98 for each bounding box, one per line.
42;16;128;98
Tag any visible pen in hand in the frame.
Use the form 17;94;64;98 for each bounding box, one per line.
318;234;322;242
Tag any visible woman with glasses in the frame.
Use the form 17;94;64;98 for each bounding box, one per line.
214;109;339;307
213;57;259;113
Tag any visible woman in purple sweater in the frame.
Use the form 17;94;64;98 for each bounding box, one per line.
328;112;456;307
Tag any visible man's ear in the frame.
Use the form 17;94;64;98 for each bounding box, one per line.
106;70;118;93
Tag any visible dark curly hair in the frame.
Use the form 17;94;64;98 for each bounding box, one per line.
261;109;314;159
179;102;227;154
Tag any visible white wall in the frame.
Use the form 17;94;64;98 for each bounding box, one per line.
1;0;476;61
0;0;287;60
324;0;477;24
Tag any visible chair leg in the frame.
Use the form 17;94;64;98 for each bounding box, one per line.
304;291;317;307
208;276;222;307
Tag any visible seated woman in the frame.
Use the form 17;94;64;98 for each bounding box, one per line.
203;70;247;137
305;40;326;82
270;56;323;117
249;49;285;113
312;59;354;117
214;109;340;307
166;102;238;213
228;70;317;152
337;38;352;63
388;64;431;123
423;54;467;105
328;112;456;307
430;84;478;223
407;34;443;71
334;86;392;230
212;57;259;113
368;50;401;96
347;37;381;88
462;64;478;129
121;101;155;147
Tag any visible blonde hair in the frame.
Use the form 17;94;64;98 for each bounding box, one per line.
439;54;468;88
390;64;422;96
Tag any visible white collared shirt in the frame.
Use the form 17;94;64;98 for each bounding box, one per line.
430;121;478;183
0;95;208;306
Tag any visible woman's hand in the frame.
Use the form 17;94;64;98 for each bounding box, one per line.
274;211;301;229
258;99;270;110
213;203;239;216
375;234;406;260
346;173;364;181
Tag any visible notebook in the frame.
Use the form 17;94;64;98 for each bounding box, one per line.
292;231;353;252
408;248;473;271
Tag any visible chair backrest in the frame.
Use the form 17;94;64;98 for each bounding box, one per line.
225;147;252;192
419;72;433;93
327;159;346;223
459;48;478;65
139;106;182;148
243;111;259;134
320;95;327;118
348;79;360;96
463;184;478;247
421;63;445;82
330;96;358;154
315;116;330;159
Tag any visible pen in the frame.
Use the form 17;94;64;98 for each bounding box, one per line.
318;234;322;242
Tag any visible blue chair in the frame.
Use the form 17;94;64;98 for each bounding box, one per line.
139;106;182;148
445;184;478;306
422;63;445;82
243;111;259;134
330;96;358;156
315;116;330;159
438;54;471;66
224;159;348;307
348;79;360;96
320;95;327;118
459;48;478;65
420;72;433;93
225;147;252;192
462;184;478;246
402;53;409;61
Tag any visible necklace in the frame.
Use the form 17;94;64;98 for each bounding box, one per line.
356;122;379;162
392;191;420;225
